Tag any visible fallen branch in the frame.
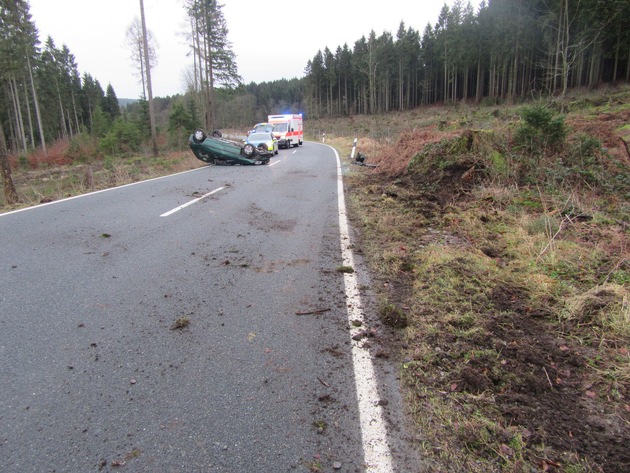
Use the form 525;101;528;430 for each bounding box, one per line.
317;377;330;387
543;366;554;390
296;308;331;315
536;214;574;263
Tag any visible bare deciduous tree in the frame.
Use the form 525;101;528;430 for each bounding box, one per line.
125;17;158;100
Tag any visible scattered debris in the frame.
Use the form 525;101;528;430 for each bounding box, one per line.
374;349;390;359
317;377;330;387
322;346;345;358
170;317;190;330
313;420;328;434
295;308;331;315
352;151;378;168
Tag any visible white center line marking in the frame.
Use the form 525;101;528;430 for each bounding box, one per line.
160;186;225;217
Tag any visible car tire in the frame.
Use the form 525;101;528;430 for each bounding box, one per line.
212;129;222;138
192;128;207;144
242;143;256;158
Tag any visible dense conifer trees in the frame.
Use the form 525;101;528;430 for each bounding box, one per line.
303;0;630;117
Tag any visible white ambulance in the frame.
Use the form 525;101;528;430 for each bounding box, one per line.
268;114;303;149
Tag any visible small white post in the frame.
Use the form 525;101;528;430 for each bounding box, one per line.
350;137;358;160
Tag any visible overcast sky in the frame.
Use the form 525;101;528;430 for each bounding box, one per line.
28;0;481;99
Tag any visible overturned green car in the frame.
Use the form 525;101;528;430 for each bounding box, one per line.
189;128;271;165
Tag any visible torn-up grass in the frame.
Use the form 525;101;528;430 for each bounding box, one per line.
344;86;630;472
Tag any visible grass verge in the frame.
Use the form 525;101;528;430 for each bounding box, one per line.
340;86;629;472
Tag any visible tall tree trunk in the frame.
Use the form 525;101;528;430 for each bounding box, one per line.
475;54;482;103
140;0;158;156
9;77;27;154
612;24;620;82
0;123;19;205
193;13;203;117
204;30;215;130
71;90;80;136
589;42;602;88
453;67;457;102
520;52;528;98
398;60;403;111
553;1;563;92
443;40;448;103
502;58;509;100
560;0;570;99
56;81;68;140
190;17;198;93
138;41;147;98
27;55;46;156
509;41;519;102
491;61;496;99
23;81;35;148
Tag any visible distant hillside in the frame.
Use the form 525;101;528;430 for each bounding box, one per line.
119;98;139;107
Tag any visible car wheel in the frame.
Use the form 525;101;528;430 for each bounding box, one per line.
192;128;207;144
242;143;256;158
212;129;222;138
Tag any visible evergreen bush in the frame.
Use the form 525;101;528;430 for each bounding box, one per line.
514;104;567;154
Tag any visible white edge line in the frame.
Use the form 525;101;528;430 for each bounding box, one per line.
160;186;225;217
0;166;207;218
333;145;395;472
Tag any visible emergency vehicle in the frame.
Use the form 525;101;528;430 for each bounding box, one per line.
268;114;303;149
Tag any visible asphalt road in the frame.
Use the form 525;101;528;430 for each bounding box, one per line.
0;143;418;472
